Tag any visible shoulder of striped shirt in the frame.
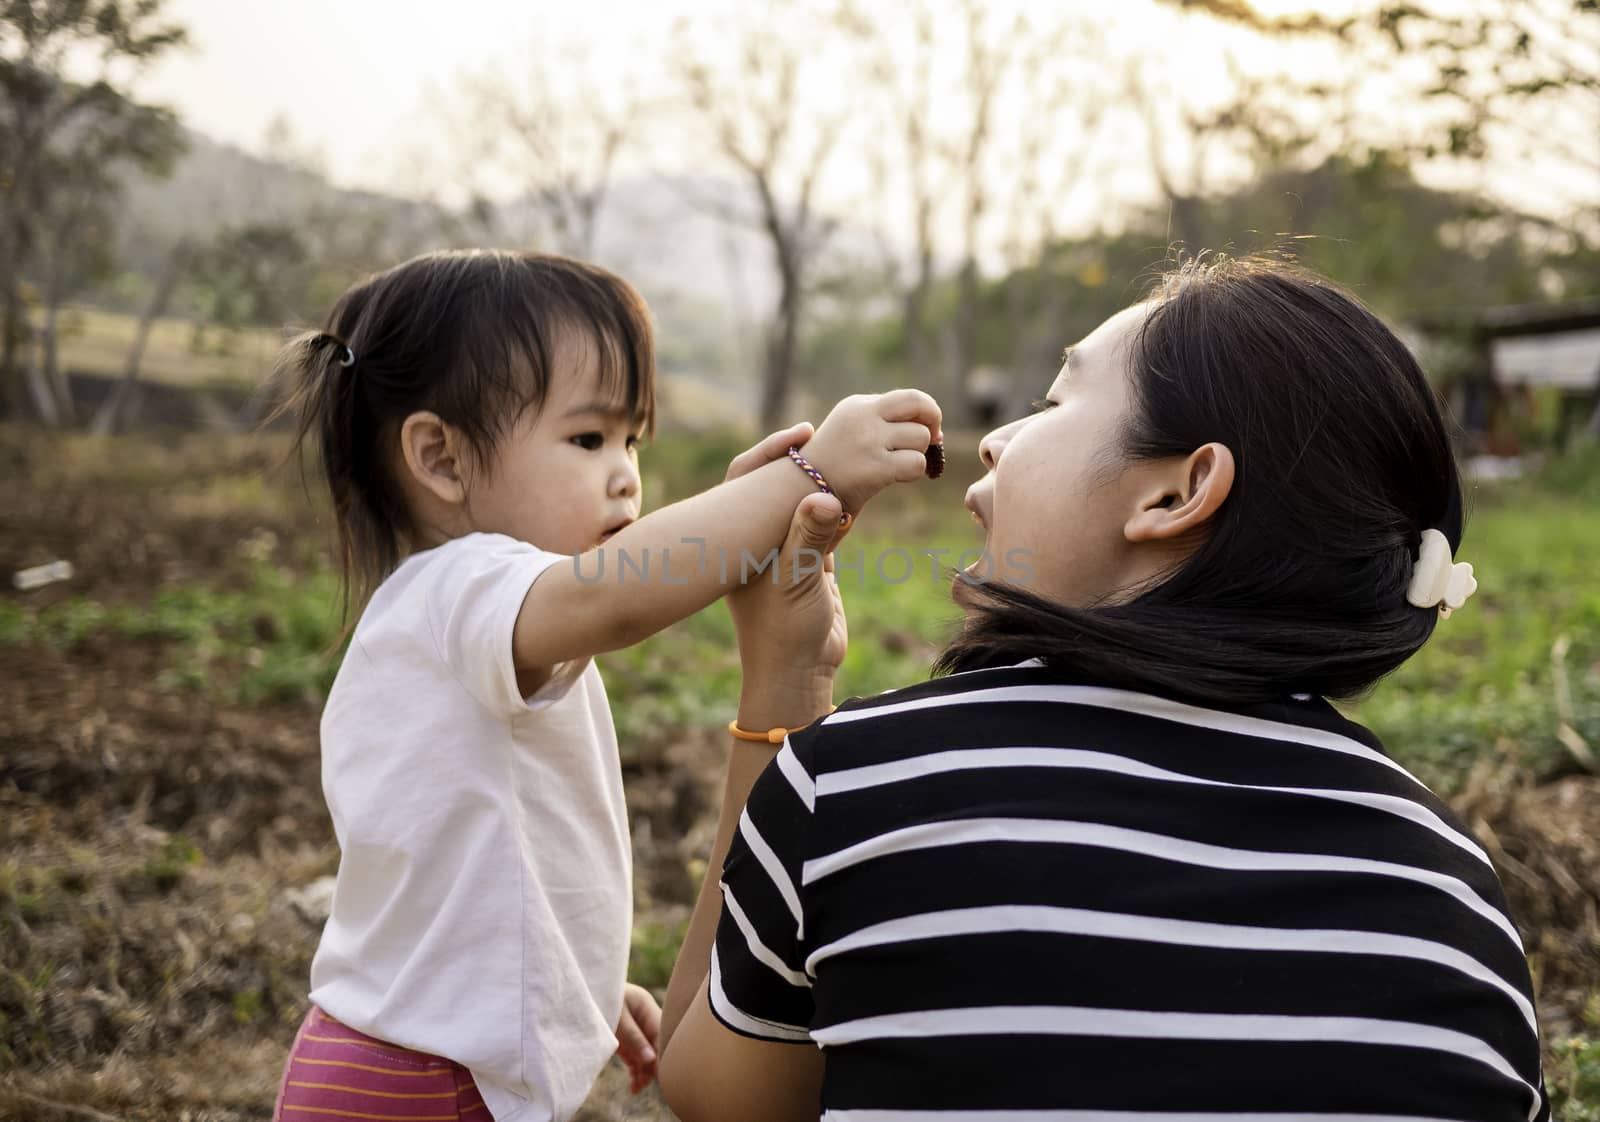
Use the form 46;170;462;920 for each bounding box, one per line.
826;658;1048;718
821;660;1391;769
803;664;1487;849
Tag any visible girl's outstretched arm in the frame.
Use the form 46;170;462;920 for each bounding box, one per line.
512;390;939;679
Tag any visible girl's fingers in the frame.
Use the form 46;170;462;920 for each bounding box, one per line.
876;389;942;445
890;448;932;482
886;421;932;453
615;1008;656;1067
626;985;663;1050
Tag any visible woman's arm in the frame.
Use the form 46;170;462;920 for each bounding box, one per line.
660;669;835;1048
658;494;847;1121
656;674;833;1122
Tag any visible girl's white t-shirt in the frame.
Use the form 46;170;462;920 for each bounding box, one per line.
308;532;631;1122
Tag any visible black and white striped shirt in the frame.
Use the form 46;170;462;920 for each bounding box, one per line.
711;661;1550;1121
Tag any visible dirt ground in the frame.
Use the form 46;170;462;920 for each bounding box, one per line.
2;431;1597;1120
0;434;715;1120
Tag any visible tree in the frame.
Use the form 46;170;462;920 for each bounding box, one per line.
844;0;1108;424
671;1;851;430
0;0;188;420
30;86;182;425
453;47;638;259
89;223;307;434
27;147;117;424
1150;0;1600;231
845;0;948;401
86;236;185;435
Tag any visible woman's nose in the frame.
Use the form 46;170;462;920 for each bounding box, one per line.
979;417;1026;471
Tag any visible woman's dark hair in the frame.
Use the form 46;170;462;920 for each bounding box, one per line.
936;255;1464;704
271;249;656;619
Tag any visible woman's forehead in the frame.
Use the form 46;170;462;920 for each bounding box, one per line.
1061;303;1151;379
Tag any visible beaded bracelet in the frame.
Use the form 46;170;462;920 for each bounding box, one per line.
787;446;855;529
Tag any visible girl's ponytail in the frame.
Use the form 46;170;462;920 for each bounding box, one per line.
269;325;403;626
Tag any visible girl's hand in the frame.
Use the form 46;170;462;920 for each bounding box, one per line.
615;983;662;1095
730;491;849;685
802;390;942;514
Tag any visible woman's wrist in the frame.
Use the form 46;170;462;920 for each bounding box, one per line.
736;669;835;733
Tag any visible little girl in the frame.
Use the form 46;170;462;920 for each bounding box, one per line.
267;249;940;1122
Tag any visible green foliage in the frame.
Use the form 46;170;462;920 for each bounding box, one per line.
0;561;345;706
2;429;1596;1110
1347;467;1600;790
142;834;201;893
1;0;191;397
938;153;1599;408
6;439;1594;794
231;988;265;1025
629;917;690;994
1551;995;1600;1121
192;223;311;329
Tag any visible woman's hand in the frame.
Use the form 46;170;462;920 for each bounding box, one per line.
729;491;848;710
724;420;847;695
724;421;815;484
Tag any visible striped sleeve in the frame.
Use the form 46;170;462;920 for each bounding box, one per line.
708;731;819;1044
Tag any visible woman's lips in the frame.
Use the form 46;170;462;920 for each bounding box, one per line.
964;488;990;532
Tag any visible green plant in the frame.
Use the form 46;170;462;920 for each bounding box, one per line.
143;835;202;892
1549;994;1600;1121
629;917;689;994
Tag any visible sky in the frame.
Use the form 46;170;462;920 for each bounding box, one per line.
139;0;698;195
129;0;1594;252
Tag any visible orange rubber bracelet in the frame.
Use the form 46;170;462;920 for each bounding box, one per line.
727;707;837;744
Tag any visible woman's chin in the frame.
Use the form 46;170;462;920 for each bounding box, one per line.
950;570;981;608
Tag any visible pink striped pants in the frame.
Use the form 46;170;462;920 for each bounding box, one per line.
273;1006;489;1121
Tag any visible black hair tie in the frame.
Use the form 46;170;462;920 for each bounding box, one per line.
313;332;356;368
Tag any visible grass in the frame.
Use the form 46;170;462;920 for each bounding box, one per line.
1348;482;1600;791
4;433;1596;777
4;430;1598;1114
0;560;345;707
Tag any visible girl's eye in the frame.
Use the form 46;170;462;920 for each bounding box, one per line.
1031;398;1059;413
571;433;604;451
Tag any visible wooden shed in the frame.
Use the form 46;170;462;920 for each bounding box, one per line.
1413;299;1600;452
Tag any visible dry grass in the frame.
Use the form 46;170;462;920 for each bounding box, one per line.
51;306;282;390
3;426;1597;1119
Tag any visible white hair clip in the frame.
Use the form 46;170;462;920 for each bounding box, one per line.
1405;528;1477;618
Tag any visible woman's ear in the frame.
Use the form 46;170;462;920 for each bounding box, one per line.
399;411;469;506
1124;442;1236;544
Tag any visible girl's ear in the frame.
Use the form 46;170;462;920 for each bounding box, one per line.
399;411;469;506
1124;442;1236;544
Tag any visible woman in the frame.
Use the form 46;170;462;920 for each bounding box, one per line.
657;257;1549;1121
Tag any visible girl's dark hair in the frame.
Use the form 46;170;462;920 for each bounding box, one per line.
271;250;656;619
936;255;1464;705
